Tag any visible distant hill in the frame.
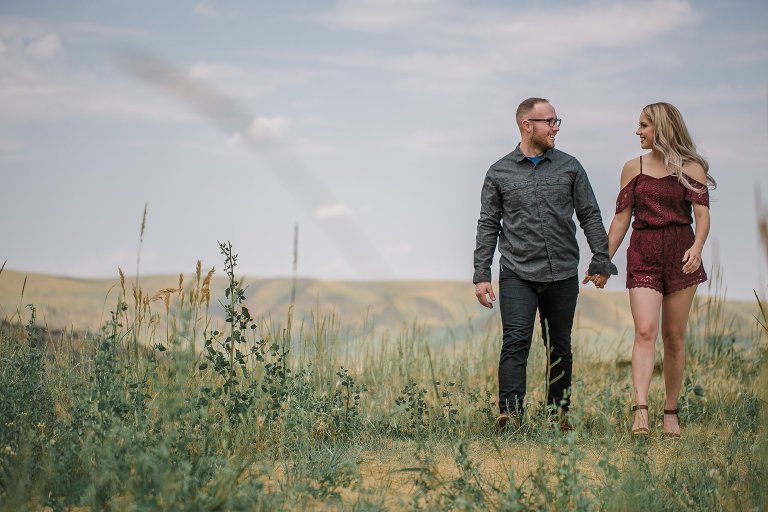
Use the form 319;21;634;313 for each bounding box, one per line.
0;269;762;352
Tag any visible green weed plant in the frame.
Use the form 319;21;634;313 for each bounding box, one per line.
0;241;765;511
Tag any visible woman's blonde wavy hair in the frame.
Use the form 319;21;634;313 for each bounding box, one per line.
643;102;717;191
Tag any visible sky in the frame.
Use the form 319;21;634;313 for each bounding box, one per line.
1;0;767;300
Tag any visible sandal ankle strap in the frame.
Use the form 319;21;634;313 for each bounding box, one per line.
663;409;679;415
631;405;648;411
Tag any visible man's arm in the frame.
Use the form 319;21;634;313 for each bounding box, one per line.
473;169;502;305
572;162;618;278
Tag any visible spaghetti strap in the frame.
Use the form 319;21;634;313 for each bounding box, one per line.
639;155;643;174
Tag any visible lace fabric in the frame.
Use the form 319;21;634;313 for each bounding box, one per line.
616;164;710;294
615;173;709;230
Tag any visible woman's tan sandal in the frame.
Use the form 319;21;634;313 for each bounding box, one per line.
663;409;682;438
631;405;649;437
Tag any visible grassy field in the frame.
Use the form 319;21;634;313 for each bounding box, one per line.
1;244;767;510
0;265;761;355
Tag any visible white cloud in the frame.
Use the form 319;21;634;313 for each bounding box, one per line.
318;0;452;32
26;32;61;59
321;0;694;44
0;16;141;42
187;60;313;98
224;116;293;147
0;70;196;124
313;202;353;219
664;84;766;105
247;115;292;142
194;2;219;17
525;1;694;48
0;19;64;67
314;0;697;90
0;18;311;126
382;129;477;157
0;18;164;123
248;48;381;69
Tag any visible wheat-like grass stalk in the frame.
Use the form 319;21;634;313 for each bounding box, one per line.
202;267;214;306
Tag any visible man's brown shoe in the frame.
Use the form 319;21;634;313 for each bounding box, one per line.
494;413;521;434
550;412;575;433
558;416;575;433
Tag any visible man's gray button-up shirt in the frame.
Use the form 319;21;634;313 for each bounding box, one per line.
473;145;618;284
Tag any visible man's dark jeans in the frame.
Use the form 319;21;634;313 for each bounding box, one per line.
498;267;579;417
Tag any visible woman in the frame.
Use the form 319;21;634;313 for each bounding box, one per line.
586;102;715;437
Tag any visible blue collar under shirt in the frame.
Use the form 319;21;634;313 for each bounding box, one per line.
526;155;544;166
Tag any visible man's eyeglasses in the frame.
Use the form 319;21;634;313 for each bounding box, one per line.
527;118;562;127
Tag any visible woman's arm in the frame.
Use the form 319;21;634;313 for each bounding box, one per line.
683;203;710;274
607;207;632;260
584;159;638;288
587;206;631;288
608;158;641;259
681;161;710;274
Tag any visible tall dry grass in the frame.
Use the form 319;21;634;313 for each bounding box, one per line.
0;232;766;510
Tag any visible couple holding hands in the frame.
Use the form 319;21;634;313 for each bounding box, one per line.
473;98;715;438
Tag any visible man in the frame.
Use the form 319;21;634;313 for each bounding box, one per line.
473;97;616;433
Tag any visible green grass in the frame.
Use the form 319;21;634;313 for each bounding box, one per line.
0;245;766;511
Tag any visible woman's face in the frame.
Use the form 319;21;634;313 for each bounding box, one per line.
636;112;654;150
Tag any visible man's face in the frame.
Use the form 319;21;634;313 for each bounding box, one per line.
526;102;560;152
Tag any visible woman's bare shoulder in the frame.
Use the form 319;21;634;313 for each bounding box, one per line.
682;161;707;185
619;156;641;188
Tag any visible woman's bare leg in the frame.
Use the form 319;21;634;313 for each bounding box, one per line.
629;287;663;432
660;284;698;435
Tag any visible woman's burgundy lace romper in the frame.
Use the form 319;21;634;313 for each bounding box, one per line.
615;157;709;295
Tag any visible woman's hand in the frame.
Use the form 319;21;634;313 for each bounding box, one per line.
682;245;703;274
582;272;609;288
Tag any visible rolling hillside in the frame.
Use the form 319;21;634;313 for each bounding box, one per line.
0;268;762;352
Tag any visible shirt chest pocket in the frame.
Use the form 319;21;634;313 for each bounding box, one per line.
502;179;535;211
542;177;573;210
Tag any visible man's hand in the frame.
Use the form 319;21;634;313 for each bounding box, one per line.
582;272;610;289
475;282;496;308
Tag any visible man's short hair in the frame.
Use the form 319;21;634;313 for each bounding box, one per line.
515;97;549;127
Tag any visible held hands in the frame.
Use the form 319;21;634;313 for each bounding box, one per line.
582;272;610;289
477;273;611;304
681;244;703;274
475;282;496;308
